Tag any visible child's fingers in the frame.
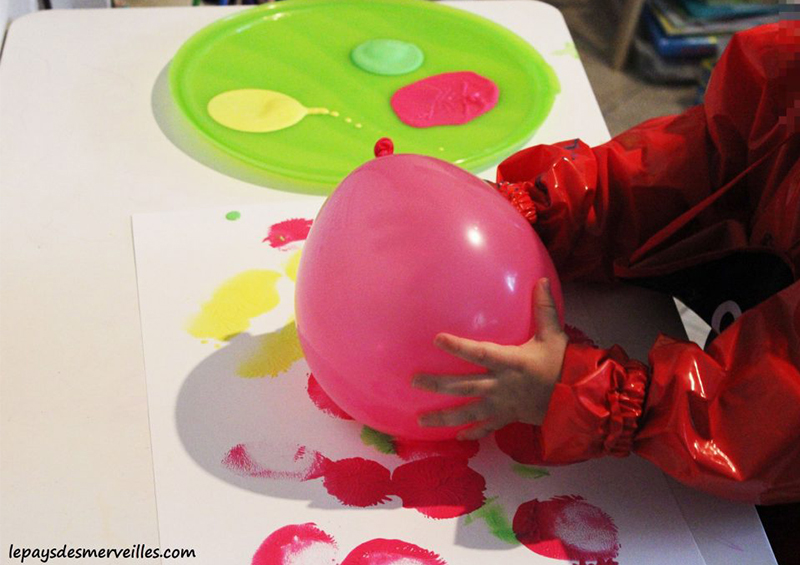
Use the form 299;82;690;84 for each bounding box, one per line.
417;401;490;428
533;278;562;339
434;333;521;371
456;419;504;441
412;373;494;397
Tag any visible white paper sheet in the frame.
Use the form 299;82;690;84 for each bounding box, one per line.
133;202;707;565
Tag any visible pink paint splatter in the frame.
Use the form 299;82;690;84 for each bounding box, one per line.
307;373;354;420
394;438;479;462
513;496;620;564
251;523;338;565
341;539;447;565
222;442;325;481
263;218;313;249
252;525;449;565
320;457;393;507
390;71;499;128
392;456;485;519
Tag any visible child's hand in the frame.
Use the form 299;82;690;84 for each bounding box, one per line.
413;278;567;441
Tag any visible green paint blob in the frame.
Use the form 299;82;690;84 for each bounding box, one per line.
225;211;241;221
360;426;396;455
512;463;550;479
554;42;579;59
351;38;424;76
464;497;519;545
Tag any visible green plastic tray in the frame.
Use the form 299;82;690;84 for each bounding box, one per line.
170;0;559;191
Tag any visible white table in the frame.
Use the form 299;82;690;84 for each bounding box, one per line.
0;3;775;564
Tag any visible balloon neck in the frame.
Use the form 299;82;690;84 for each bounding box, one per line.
374;137;394;157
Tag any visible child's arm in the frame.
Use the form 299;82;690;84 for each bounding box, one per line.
494;21;799;282
416;22;800;504
540;279;800;504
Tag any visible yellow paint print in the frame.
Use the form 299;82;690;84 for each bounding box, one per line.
284;249;302;282
187;270;282;340
237;321;304;378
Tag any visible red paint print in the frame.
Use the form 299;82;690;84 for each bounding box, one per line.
513;495;620;564
223;442;325;480
251;523;338;565
341;539;447;565
392;456;485;519
307;373;354;420
394;438;479;462
320;457;393;507
390;71;499;128
263;218;313;249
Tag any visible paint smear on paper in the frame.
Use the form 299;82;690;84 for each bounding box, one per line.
264;218;313;249
307;374;354;420
320;457;393;507
464;497;519;545
512;463;550;479
284;249;302;282
187;270;281;340
392;456;485;519
553;42;579;59
394;438;479;462
222;442;325;481
252;523;338;565
341;539;447;565
236;322;304;378
513;495;620;563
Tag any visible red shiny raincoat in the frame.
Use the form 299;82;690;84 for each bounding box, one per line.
494;22;800;504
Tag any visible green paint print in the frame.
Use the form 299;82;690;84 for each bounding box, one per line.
512;463;550;479
464;497;519;545
360;426;396;455
225;211;241;221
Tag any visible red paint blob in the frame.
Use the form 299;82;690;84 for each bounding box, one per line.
321;457;393;507
307;373;354;420
252;523;338;565
374;137;394;157
392;456;485;519
394;438;479;462
341;539;447;565
222;443;326;480
495;423;548;465
512;496;620;563
391;71;499;128
263;218;313;249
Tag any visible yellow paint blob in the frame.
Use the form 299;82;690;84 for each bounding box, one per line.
237;321;304;378
187;270;282;340
284;249;302;282
207;89;329;133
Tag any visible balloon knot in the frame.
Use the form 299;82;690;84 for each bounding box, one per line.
374;137;394;157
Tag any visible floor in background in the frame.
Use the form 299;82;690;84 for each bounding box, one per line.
531;0;699;136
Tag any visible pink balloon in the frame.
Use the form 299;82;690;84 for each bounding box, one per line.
295;154;563;440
